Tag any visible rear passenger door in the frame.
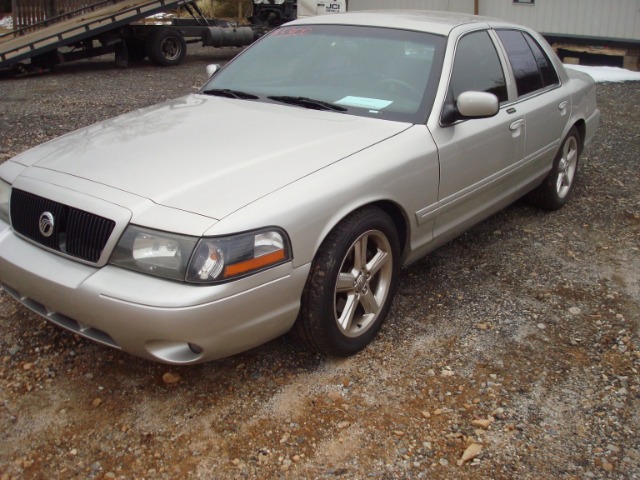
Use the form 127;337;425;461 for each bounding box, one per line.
495;29;569;175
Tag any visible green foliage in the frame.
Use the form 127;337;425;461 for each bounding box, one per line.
194;0;253;19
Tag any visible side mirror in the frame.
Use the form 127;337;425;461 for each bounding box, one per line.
457;91;499;118
441;91;499;125
206;64;220;78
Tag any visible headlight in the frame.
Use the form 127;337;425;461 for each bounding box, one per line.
110;226;291;283
0;179;11;225
186;229;290;283
110;226;199;281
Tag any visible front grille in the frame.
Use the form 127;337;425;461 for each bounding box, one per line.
10;189;115;263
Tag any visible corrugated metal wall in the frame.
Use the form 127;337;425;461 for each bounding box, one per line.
348;0;474;14
478;0;640;41
348;0;640;41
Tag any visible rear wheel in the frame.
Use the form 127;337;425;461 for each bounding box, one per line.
293;207;400;356
146;28;186;67
528;126;581;210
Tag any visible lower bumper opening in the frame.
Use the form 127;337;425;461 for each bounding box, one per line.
1;282;120;349
145;340;204;364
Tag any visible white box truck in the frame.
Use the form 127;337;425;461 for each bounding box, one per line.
252;0;347;26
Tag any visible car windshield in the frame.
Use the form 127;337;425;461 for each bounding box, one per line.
202;24;446;123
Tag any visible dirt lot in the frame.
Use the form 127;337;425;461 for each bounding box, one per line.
0;46;639;480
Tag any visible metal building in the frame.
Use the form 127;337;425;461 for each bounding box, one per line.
348;0;640;68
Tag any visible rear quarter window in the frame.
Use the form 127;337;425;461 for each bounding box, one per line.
496;30;542;96
524;34;559;87
497;29;559;97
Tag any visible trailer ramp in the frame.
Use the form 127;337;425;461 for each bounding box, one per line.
0;0;193;69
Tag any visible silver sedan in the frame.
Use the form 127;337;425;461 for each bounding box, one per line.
0;11;600;364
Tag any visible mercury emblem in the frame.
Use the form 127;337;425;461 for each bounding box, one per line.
39;211;55;238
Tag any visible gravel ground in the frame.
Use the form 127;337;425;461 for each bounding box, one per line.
0;46;639;480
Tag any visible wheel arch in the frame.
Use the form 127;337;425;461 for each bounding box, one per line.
369;200;410;259
573;118;586;152
311;199;411;264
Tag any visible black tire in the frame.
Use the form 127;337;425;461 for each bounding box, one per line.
146;28;186;67
293;207;401;356
127;40;148;63
30;51;60;69
528;126;581;210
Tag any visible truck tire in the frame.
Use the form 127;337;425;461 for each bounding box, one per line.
31;50;61;69
146;28;186;67
127;40;147;63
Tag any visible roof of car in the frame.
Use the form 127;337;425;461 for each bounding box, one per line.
290;10;505;36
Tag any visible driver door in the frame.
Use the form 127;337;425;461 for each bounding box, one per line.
430;30;525;240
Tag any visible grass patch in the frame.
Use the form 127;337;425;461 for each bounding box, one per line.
193;0;254;20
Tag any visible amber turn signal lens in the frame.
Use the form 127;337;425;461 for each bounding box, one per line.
223;249;286;278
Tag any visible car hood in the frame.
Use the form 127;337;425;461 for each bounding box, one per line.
12;94;411;220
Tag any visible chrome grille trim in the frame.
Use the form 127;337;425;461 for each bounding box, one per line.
10;189;115;263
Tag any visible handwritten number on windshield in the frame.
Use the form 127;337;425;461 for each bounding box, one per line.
271;27;313;38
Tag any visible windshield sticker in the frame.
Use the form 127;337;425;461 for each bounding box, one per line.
271;27;313;38
335;96;393;110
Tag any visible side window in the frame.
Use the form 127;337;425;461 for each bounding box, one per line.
497;29;558;97
496;30;542;96
447;31;508;105
524;33;559;87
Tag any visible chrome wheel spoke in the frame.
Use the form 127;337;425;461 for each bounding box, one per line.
556;136;578;198
336;272;356;293
353;235;368;270
558;158;566;172
556;170;566;192
333;228;394;338
337;294;359;331
359;288;380;315
366;249;389;278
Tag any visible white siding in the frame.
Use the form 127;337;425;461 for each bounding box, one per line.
478;0;640;40
347;0;640;41
348;0;474;14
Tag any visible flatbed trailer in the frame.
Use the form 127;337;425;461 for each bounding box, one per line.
0;0;257;72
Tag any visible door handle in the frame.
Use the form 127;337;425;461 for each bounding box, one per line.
558;101;568;111
509;119;524;131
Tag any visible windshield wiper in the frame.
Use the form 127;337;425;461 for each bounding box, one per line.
202;88;259;100
267;95;347;112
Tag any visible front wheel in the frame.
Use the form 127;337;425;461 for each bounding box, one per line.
528;126;581;210
293;207;401;356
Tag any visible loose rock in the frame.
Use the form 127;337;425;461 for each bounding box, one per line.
457;444;483;466
162;372;181;385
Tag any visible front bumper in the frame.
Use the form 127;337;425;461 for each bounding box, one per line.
0;222;310;364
